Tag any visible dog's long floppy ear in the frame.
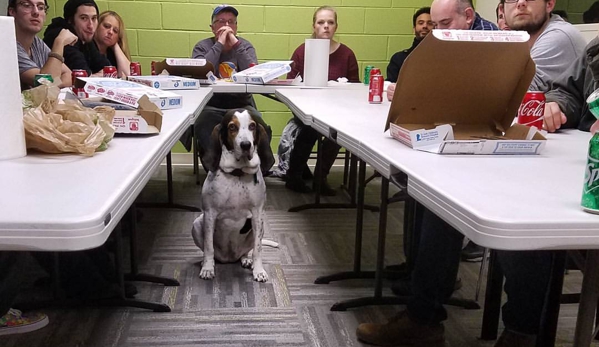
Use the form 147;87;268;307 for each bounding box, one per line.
203;124;223;173
257;123;275;174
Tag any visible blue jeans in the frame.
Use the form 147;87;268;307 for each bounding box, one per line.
407;206;553;335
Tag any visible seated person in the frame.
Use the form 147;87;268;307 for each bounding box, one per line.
43;0;110;76
9;0;76;89
283;5;360;195
0;252;48;336
182;4;272;172
94;11;131;77
386;7;433;83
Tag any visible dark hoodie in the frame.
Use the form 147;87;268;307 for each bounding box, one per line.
43;17;110;76
385;37;422;83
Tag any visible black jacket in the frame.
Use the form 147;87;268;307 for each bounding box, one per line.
546;38;599;132
43;17;110;76
386;38;422;83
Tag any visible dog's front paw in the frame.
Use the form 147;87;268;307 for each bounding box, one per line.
253;267;268;282
241;256;253;269
199;260;215;280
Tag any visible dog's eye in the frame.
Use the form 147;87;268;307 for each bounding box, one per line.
228;123;237;132
248;123;256;131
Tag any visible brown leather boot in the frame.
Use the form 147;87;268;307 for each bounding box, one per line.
356;310;445;346
494;329;536;347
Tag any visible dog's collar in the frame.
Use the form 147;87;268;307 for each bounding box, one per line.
223;169;259;184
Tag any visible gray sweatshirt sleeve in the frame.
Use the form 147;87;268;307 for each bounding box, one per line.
530;28;585;92
545;53;588;129
191;38;223;73
232;38;258;71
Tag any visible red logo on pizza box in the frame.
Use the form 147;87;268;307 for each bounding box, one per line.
129;121;139;131
107;90;115;97
97;87;106;94
87;85;96;91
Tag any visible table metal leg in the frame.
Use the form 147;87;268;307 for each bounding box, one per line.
125;205;180;287
480;250;504;340
329;177;409;311
573;250;599;347
537;251;566;347
289;140;378;213
315;160;401;285
137;152;201;212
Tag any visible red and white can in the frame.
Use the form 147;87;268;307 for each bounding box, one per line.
517;91;546;130
130;62;142;76
368;68;383;104
103;65;118;78
71;69;88;98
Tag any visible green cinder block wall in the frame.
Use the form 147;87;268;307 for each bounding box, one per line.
553;0;597;24
42;0;441;153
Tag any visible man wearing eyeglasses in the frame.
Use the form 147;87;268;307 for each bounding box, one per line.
43;0;110;77
182;4;272;172
8;0;77;89
358;1;586;347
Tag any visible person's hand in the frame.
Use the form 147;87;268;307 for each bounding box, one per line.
543;101;567;132
591;120;599;134
57;29;78;47
387;83;396;101
228;31;239;47
217;26;234;46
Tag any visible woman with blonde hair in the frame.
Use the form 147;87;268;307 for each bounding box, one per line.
282;5;360;195
94;11;131;77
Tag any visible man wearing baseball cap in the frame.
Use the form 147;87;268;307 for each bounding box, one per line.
43;0;110;76
182;4;273;172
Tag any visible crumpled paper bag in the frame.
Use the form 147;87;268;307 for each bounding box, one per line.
22;83;115;156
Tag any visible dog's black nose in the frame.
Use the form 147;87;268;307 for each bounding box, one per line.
240;141;251;151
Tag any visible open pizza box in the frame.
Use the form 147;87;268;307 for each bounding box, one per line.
386;29;546;155
154;58;214;80
111;95;163;134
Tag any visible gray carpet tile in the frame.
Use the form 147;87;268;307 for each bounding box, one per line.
1;165;597;347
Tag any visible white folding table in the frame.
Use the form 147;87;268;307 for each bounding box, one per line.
275;86;599;347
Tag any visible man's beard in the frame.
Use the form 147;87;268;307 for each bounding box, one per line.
510;12;548;35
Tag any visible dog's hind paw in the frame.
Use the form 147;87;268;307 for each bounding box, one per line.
253;269;268;282
241;256;253;268
199;266;215;280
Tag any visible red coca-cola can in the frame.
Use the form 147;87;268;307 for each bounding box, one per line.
71;69;87;86
369;68;383;104
517;91;546;130
103;65;117;78
71;69;88;98
130;62;142;76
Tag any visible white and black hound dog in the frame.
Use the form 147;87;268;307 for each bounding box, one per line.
192;108;275;282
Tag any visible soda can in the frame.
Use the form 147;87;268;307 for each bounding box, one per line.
517;91;545;130
130;62;142;76
103;66;118;78
587;88;599;118
582;132;599;214
34;74;53;86
368;71;383;104
71;69;87;86
363;65;374;85
71;69;88;98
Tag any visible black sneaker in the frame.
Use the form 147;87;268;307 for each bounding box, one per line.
461;241;485;262
314;180;337;196
285;177;312;193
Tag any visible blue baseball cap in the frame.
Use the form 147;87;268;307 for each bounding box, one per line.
212;4;238;20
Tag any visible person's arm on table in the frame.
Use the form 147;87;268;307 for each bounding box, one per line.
544;50;589;132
